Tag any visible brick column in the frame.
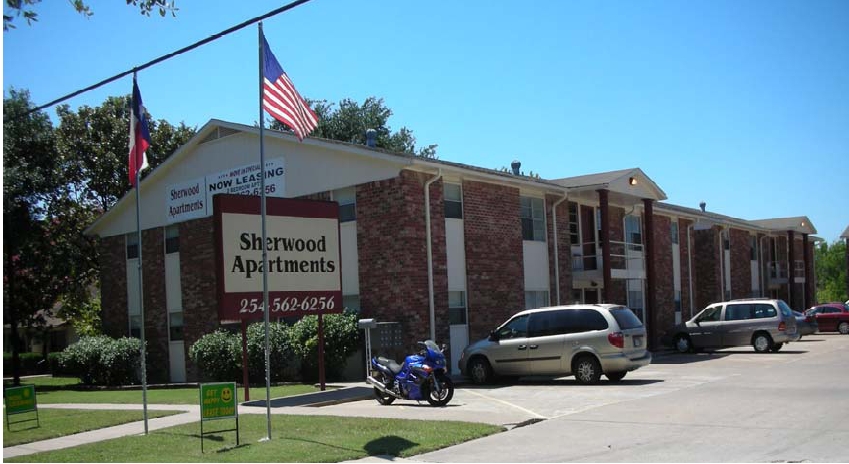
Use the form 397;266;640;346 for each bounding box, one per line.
787;230;795;308
803;233;811;309
643;199;657;349
598;189;612;303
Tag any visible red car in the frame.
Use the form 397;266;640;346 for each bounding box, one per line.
805;303;849;334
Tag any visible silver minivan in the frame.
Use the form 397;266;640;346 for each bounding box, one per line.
668;298;800;353
458;304;652;385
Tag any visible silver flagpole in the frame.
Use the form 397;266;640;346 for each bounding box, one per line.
258;21;273;442
133;71;149;435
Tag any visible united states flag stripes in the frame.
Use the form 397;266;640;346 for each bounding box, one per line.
261;32;318;141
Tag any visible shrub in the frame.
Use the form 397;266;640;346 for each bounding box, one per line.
288;310;360;381
47;352;64;376
3;352;47;376
246;322;296;383
59;336;142;386
188;329;241;382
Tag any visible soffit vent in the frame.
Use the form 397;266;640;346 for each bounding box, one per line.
199;127;241;144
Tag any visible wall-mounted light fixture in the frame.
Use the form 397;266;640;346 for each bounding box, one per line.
629;177;637;186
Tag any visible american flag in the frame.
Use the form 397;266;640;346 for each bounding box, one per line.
261;32;318;141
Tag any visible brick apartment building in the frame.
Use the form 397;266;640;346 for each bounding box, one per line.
86;120;819;382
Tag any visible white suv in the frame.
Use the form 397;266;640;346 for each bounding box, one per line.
459;304;652;385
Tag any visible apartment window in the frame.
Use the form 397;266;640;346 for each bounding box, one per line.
126;233;139;259
129;315;142;339
750;236;757;261
524;290;549;310
444;183;463;219
343;295;361;312
165;225;179;254
674;290;682;312
521;196;545;242
448;291;466;325
723;231;730;250
336;187;356;222
169;312;184;341
568;203;579;246
625;215;642;246
671;220;679;245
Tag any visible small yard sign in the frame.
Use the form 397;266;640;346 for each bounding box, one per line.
198;382;239;452
4;384;39;430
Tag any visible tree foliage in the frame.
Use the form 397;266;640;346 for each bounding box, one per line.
815;240;848;303
4;0;178;31
269;96;438;159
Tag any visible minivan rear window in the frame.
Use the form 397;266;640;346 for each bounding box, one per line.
610;308;643;329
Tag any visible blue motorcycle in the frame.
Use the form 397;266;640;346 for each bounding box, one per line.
367;340;454;406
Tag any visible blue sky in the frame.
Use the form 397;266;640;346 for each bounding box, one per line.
3;0;848;243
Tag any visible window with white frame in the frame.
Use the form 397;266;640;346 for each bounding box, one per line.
671;220;679;245
444;183;463;219
524;290;549;310
335;187;356;222
165;225;179;254
521;196;545;242
624;215;642;247
448;291;466;325
568;202;579;246
343;295;361;313
126;233;139;259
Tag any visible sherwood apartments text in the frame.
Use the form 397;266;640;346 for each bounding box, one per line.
230;232;336;279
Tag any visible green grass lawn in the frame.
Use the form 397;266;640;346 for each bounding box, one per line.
6;414;504;462
3;409;183;447
7;377;317;405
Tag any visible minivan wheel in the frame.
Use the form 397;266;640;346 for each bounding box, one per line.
606;371;627;382
769;342;784;352
839;322;849;335
468;358;492;385
753;333;773;353
674;334;693;353
574;356;601;385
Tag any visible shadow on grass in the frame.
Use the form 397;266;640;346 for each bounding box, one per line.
363;435;418;457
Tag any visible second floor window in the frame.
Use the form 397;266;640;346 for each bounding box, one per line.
335;187;356;222
521;196;545;242
444;183;463;219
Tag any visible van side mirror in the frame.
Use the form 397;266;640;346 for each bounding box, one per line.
488;330;500;342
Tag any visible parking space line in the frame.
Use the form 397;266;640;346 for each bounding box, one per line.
462;389;548;419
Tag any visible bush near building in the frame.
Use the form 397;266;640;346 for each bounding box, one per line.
59;336;142;386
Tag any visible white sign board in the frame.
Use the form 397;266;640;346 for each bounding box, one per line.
166;159;285;224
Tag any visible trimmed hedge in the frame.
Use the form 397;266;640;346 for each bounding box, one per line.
3;352;48;376
188;329;241;382
59;336;143;386
288;311;360;381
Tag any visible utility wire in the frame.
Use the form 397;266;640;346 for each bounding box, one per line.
21;0;314;117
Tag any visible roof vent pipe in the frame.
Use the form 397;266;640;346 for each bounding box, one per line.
365;129;377;147
511;160;521;175
699;201;706;212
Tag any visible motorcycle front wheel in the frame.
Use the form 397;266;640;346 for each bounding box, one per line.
372;372;396;405
426;373;454;407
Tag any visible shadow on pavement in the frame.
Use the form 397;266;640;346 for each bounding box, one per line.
242;386;373;408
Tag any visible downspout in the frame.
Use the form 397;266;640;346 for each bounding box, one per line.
424;169;442;341
687;224;694;318
552;191;569;305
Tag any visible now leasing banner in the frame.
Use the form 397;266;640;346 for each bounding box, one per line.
166;159;285;224
214;194;343;321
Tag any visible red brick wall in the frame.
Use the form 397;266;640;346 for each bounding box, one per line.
546;195;572;305
100;235;128;338
679;219;695;316
140;228;168;383
179;217;220;381
651;215;675;343
730;228;752;299
356;170;448;352
694;227;722;308
463;180;524;341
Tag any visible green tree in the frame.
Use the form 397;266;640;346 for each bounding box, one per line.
3;89;65;385
269;97;438;159
815;240;848;303
4;0;178;31
55;95;196;211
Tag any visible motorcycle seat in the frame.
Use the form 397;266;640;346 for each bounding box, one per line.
376;357;403;375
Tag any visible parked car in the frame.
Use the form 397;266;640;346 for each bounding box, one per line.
805;303;849;334
793;310;818;338
458;304;651;385
665;298;800;353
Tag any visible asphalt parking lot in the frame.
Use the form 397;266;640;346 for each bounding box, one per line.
302;333;849;462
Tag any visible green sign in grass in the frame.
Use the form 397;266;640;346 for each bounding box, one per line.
199;382;237;421
5;385;37;415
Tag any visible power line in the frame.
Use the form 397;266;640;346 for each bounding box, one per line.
21;0;314;118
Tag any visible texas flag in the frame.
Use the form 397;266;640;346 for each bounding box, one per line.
129;76;151;187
